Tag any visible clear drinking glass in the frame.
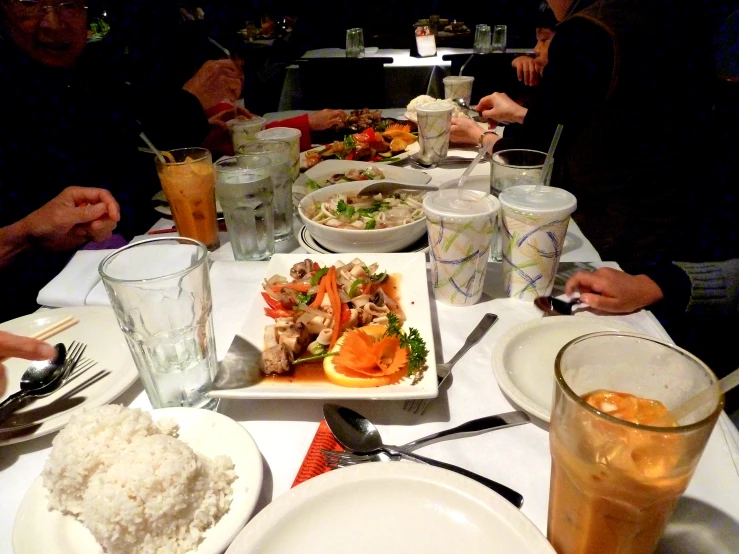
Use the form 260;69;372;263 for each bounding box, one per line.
237;140;293;242
549;332;723;554
99;237;219;411
227;116;267;153
155;147;219;251
489;149;547;261
215;154;275;260
473;24;492;54
256;127;301;181
492;25;507;52
346;28;365;58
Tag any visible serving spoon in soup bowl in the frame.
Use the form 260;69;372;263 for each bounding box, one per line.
355;180;438;197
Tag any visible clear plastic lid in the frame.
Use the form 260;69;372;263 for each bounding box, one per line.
416;101;456;114
423;189;499;219
256;127;302;140
498;185;576;215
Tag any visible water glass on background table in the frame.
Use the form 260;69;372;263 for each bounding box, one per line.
423;189;499;306
256;127;301;180
155;147;219;251
549;332;723;554
99;237;219;411
498;185;576;300
492;25;507;52
473;24;492;54
237;140;293;242
443;76;475;107
215;154;275;260
227;116;266;152
346;28;365;58
416;102;455;168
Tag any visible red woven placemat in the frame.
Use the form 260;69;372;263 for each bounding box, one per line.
291;420;342;488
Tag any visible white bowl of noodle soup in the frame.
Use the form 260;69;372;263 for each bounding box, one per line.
298;181;430;252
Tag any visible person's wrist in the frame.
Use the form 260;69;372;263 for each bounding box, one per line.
479;130;498;147
634;275;665;306
514;106;528;124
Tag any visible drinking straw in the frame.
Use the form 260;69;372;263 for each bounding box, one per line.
459;53;475;77
208;37;231;59
139;132;167;164
454;141;494;190
537;124;563;193
664;366;739;425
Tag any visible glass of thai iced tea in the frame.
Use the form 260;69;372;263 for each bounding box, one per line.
548;332;723;554
155;147;220;251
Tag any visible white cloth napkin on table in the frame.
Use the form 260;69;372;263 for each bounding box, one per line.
36;249;113;308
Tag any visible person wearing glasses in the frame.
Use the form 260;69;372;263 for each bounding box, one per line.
0;0;244;319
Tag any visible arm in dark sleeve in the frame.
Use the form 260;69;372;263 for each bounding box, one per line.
493;18;614;153
134;88;211;150
674;260;739;318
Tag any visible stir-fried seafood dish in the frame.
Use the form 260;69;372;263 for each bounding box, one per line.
304;190;426;230
304;124;418;169
261;258;427;387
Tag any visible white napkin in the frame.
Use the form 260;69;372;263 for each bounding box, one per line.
85;281;111;306
36;249;113;308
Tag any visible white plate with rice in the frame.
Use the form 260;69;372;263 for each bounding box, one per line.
13;406;264;554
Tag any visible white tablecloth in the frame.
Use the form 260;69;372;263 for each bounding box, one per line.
2;134;739;552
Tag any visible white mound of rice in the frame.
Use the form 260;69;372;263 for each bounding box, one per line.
41;405;235;554
404;95;467;122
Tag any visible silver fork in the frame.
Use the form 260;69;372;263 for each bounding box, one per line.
404;313;498;414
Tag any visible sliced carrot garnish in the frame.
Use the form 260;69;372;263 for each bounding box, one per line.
332;328;408;377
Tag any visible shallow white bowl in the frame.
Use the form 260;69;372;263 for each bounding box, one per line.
297;181;431;253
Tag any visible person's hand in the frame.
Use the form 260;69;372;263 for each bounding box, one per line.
475;92;528;125
450;117;486;146
0;331;58;396
207;107;256;131
20;187;120;251
183;59;245;111
512;56;540;86
565;268;665;313
308;109;347;131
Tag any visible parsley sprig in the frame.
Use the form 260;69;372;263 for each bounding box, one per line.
384;313;428;376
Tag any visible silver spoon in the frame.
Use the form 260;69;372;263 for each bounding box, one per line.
356;180;438;197
534;296;581;316
323;403;524;507
452;98;481;120
0;344;66;423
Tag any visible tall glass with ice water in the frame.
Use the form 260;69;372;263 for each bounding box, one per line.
237;140;293;242
99;237;219;411
215;154;275;260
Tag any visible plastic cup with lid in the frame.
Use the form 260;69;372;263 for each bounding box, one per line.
498;185;577;300
423;189;499;306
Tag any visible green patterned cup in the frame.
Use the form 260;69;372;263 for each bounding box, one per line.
423;189;499;306
499;185;577;301
416;102;455;168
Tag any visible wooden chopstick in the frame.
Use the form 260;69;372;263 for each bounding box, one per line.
0;316;79;364
31;316;78;341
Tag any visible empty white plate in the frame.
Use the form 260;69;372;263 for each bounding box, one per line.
491;317;636;422
226;462;554;554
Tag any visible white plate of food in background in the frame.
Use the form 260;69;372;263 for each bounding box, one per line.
293;158;430;205
490;317;637;422
299;141;421;171
13;407;264;554
0;307;139;446
210;253;437;400
226;462;555;554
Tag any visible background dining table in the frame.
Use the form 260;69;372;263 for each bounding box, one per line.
278;47;534;110
1;112;739;553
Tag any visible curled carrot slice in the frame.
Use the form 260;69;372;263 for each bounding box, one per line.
332;329;408;377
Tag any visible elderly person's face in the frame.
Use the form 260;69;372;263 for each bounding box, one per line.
1;0;88;68
547;0;574;22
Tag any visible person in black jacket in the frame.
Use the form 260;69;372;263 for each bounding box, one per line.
0;0;241;319
451;0;719;265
